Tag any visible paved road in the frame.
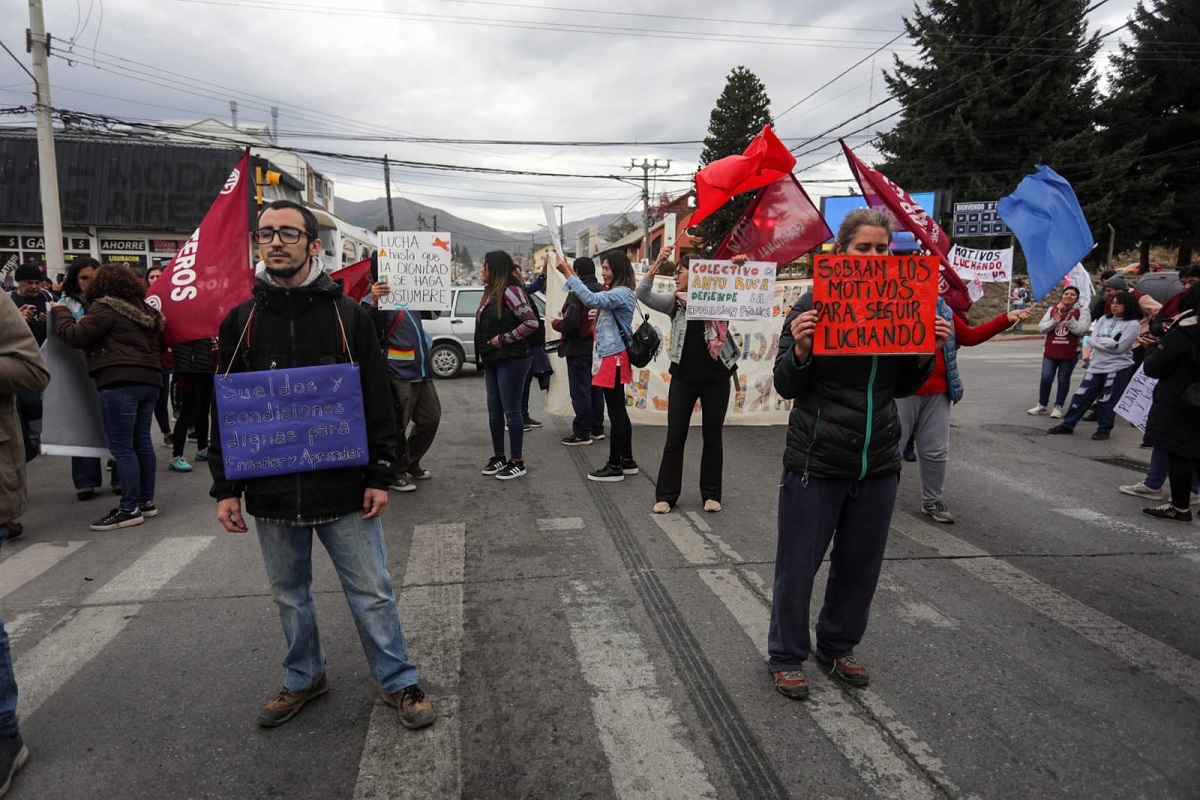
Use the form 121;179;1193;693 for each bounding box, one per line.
4;338;1197;798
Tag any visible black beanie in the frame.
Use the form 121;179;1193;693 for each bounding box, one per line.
14;264;44;282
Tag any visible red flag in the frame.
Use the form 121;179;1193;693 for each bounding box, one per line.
146;148;254;343
692;126;797;226
840;140;972;315
711;174;832;264
330;258;373;303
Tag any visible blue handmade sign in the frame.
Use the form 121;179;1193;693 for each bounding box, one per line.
214;363;369;479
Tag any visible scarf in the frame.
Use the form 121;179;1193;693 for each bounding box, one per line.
675;291;728;360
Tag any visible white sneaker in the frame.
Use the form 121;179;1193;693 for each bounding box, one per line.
1050;406;1063;419
1118;482;1164;500
1027;404;1048;415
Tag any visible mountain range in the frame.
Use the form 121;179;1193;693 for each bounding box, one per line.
334;195;638;260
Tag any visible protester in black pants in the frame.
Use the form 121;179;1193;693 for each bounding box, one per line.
551;257;605;445
635;246;739;513
167;338;213;473
765;209;950;700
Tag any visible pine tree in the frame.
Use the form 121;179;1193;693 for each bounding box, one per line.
877;0;1126;260
694;67;773;254
1101;0;1199;264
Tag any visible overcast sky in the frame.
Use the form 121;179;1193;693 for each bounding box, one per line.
2;0;1141;233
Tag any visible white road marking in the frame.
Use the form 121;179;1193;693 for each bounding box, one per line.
16;536;216;720
892;515;1200;702
651;514;718;564
88;537;216;604
354;522;465;800
563;579;717;800
1053;507;1198;552
538;517;585;531
0;541;88;600
696;569;950;800
877;575;958;630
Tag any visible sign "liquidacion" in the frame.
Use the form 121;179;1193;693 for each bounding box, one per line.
811;254;940;355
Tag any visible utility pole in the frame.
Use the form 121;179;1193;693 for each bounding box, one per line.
383;155;395;230
27;0;64;277
629;158;670;264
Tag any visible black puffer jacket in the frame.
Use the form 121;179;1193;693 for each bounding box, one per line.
52;296;164;388
208;273;399;520
1142;309;1200;459
172;337;214;374
774;295;932;481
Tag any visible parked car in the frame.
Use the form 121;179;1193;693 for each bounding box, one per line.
424;286;547;378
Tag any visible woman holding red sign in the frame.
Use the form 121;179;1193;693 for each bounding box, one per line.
767;209;952;700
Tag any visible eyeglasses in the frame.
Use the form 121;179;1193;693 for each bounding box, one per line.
252;226;308;245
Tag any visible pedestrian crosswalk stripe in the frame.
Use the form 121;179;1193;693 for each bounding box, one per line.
87;536;216;604
16;536;215;720
0;541;88;600
537;517;584;530
354;522;465;800
695;569;950;800
650;513;719;565
563;579;717;799
892;514;1200;702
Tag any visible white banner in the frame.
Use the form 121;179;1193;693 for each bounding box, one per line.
376;232;453;311
949;244;1013;283
40;326;110;458
542;201;564;261
545;273;811;426
1114;365;1157;432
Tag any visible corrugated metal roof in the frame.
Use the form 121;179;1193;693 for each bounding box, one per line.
0;133;244;230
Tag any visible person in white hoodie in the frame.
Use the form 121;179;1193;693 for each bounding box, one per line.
1047;290;1142;440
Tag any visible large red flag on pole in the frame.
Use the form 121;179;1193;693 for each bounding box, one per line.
840;140;972;315
711;174;832;264
147;148;254;342
691;126;797;226
330;257;374;303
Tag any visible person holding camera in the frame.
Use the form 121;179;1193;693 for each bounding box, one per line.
554;250;638;482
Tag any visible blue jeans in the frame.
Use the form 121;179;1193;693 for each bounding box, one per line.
1059;367;1133;434
254;513;419;694
484;356;531;460
1038;357;1078;408
565;355;605;438
1146;446;1200;492
97;384;159;512
0;526;17;737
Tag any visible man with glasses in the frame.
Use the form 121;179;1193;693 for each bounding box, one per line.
208;200;435;731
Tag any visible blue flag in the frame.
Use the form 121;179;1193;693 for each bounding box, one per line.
997;165;1094;300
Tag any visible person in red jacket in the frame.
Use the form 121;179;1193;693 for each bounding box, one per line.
897;298;1026;523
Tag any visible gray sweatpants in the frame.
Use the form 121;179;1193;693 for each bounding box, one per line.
895;394;951;506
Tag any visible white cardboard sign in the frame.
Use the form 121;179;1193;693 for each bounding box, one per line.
375;231;453;311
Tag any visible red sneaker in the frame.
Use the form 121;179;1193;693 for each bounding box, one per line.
771;668;809;700
814;651;869;687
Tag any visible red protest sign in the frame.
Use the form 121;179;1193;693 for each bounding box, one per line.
812;254;940;355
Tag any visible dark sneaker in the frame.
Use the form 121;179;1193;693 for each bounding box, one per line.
481;456;507;476
524;418;543;429
921;501;955;524
390;477;417;493
495;460;527;480
588;464;625;483
1091;431;1110;441
3;522;22;542
138;502;158;518
0;732;29;797
902;445;916;462
257;674;329;728
76;487;97;501
1142;504;1194;523
383;684;436;730
814;651;870;687
619;459;639;475
1081;409;1098;422
590;431;606;440
772;669;809;700
90;508;144;531
1046;424;1073;435
561;434;593;446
